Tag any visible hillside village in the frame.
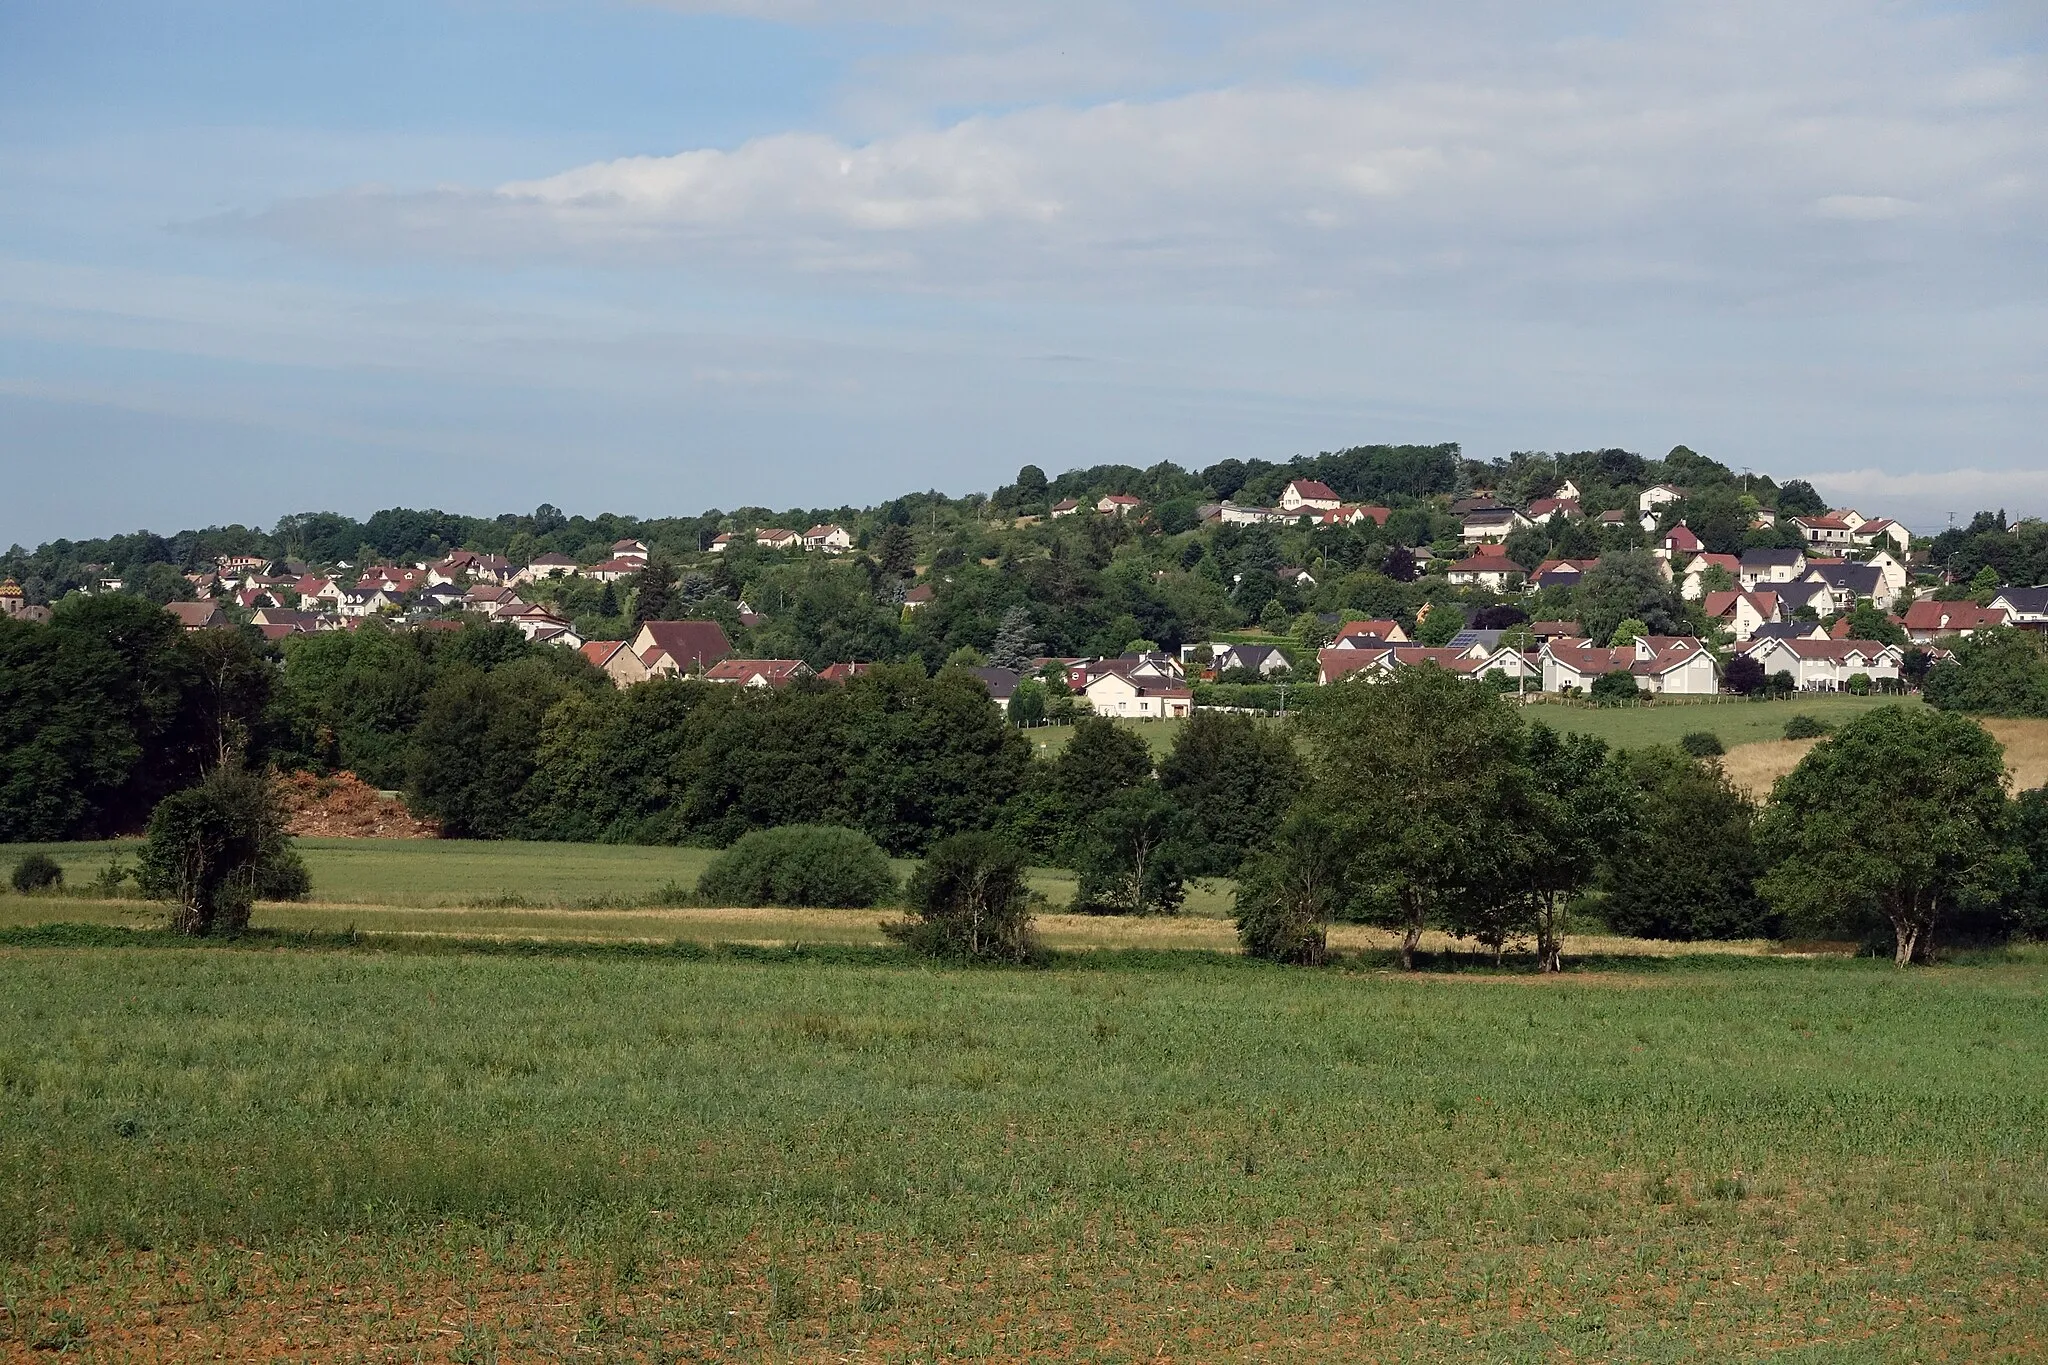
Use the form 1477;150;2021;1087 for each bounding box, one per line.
5;445;2045;715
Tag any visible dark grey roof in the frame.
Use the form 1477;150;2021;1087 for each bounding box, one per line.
1807;564;1882;594
1749;622;1830;641
1446;629;1505;651
1216;644;1283;668
1992;586;2048;614
1742;548;1805;569
966;666;1020;700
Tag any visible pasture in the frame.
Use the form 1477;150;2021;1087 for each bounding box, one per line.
1;940;2045;1360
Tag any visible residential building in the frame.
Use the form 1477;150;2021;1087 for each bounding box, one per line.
1210;643;1292;677
1541;635;1718;695
1525;496;1582;525
1278;479;1342;513
1739;637;1903;690
1096;494;1144;517
755;529;801;550
1656;524;1703;561
901;584;935;611
964;666;1020;704
1739;547;1807;590
1792;515;1856;549
1800;562;1891;613
515;553;580;585
804;524;853;553
1680;552;1742;600
165;600;229;631
1460;507;1531;545
1851;518;1911;555
583;556;645;583
610;539;650;565
1445;548;1522;592
1748;621;1833;643
632;620;734;676
581;640;649;688
705;658;814;688
817;662;873;684
1701;590;1781;641
1080;669;1193;718
1050;499;1082;518
1988;587;2048;630
709;533;738;553
1528;558;1598;593
1317;643;1534;686
1329;618;1411;646
1638;484;1685;517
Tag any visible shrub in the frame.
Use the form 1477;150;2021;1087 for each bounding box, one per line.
1679;731;1725;758
1846;672;1873;696
1783;714;1833;741
1590;670;1642;705
10;853;62;894
1724;655;1766;696
885;832;1036;962
696;825;897;909
138;766;307;936
1069;789;1187;916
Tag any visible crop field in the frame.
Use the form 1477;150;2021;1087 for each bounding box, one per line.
1;938;2045;1361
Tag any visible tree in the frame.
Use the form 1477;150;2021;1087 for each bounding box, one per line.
1609;617;1649;646
1838;603;1905;648
1414;604;1465;647
1071;788;1187;915
1758;707;2021;964
1776;480;1827;517
597;580;620;618
138;765;308;936
1590;670;1642;705
405;656;594;838
885;832;1037;962
1234;809;1344;965
1724;654;1766;696
1576;550;1683;644
1603;747;1772;940
1293;665;1528;969
1922;629;2048;717
1156;710;1305;874
1015;464;1049;501
874;524;917;578
630;558;678;627
1258;598;1289;633
989;605;1044;669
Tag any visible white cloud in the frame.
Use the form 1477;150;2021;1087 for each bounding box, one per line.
229;0;2046;314
1807;467;2048;530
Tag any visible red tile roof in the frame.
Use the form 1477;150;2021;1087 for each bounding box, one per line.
636;620;733;670
1901;601;2005;634
1285;479;1339;501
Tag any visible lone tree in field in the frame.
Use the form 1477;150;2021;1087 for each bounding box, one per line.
1758;706;2021;965
885;831;1037;962
1293;664;1527;969
139;765;309;936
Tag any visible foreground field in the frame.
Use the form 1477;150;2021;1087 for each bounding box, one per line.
1;941;2044;1361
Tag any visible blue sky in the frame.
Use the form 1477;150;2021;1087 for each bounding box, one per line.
1;0;2044;545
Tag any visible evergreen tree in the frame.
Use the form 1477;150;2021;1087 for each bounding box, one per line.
629;558;678;626
990;605;1044;669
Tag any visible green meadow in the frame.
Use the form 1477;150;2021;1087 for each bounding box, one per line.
1;938;2044;1360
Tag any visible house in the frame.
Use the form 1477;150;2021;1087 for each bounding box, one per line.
583;557;645;583
463;584;521;616
1329;618;1411;646
755;529;801;551
1541;636;1717;695
1555;479;1582;501
1702;590;1782;641
1656;524;1703;561
1988;587;2048;630
1527;558;1598;593
1851;518;1911;555
803;524;853;554
709;533;737;553
705;658;814;688
610;539;650;566
1461;507;1532;545
633;620;735;676
1211;643;1292;677
581;640;649;688
1749;621;1833;643
1317;644;1533;686
1899;601;2006;644
501;606;584;649
335;587;395;619
901;584;935;611
1862;550;1910;597
1774;579;1835;620
1096;494;1144;517
430;550;513;585
1275;565;1317;587
1596;510;1632;529
1528;620;1584;641
1751;508;1778;529
250;608;322;641
1740;637;1903;690
1800;562;1891;613
1445;548;1523;592
964;666;1020;704
165;600;229;631
1792;515;1856;549
1317;504;1392;527
1525;496;1583;525
1080;668;1193;718
1739;547;1807;590
1680;552;1742;600
817;661;873;684
1828;508;1869;531
1638;484;1685;516
515;553;581;585
1279;479;1343;513
1067;653;1184;691
1050;498;1083;518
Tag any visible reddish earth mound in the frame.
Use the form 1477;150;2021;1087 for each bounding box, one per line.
276;771;439;838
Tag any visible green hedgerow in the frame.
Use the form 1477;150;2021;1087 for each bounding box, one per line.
696;825;897;909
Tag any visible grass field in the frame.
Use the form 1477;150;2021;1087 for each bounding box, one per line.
1;939;2045;1360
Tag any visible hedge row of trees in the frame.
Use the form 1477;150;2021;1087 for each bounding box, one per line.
1234;668;2048;969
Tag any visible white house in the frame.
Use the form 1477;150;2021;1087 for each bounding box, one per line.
1740;637;1903;690
1460;507;1532;546
1900;601;2006;643
514;553;580;585
1097;494;1144;517
1800;562;1892;613
1792;515;1856;549
1278;479;1343;513
755;529;801;551
1739;548;1807;590
1445;549;1522;592
1988;587;2048;630
1541;636;1718;695
803;524;854;554
1851;518;1911;556
610;539;650;565
1680;552;1742;600
1702;590;1781;641
1080;669;1194;718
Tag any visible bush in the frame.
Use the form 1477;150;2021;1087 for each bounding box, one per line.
1783;714;1833;741
1723;655;1765;696
138;766;306;936
1846;672;1873;696
1678;731;1725;758
1069;789;1187;916
10;853;62;894
884;832;1037;962
696;825;897;909
1590;670;1643;705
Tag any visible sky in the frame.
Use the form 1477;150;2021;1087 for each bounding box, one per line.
1;0;2044;546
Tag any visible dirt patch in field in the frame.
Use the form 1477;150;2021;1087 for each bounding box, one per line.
277;771;439;839
1723;716;2048;800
